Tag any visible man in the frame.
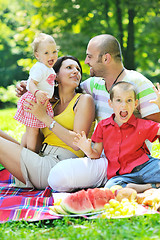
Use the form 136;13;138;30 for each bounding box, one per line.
17;34;160;192
81;34;160;123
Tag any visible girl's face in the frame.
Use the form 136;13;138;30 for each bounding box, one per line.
56;59;81;88
35;41;58;68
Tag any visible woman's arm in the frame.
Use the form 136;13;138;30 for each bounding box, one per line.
0;130;20;144
24;94;95;151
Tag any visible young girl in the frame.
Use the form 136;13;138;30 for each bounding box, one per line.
14;33;58;152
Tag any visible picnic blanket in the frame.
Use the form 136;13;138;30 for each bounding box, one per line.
0;169;159;223
0;168;60;223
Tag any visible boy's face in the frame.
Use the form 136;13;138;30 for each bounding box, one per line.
108;88;138;126
35;41;58;68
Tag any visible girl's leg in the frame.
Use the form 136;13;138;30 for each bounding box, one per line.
0;137;25;183
26;126;40;153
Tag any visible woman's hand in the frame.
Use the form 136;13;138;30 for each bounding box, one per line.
23;98;52;126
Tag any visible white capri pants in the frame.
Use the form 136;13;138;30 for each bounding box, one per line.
48;157;108;192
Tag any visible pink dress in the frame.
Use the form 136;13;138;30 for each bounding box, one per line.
14;91;54;128
14;62;56;128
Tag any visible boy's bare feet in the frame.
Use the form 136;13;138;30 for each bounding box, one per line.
126;183;156;193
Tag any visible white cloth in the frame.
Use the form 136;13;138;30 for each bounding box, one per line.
27;62;56;98
48;157;108;192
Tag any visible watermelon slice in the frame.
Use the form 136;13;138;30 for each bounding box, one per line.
61;189;94;214
87;188;115;211
49;205;68;215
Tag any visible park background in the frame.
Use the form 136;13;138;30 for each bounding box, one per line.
0;1;160;239
0;0;160;109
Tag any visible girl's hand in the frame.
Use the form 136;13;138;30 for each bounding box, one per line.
150;83;160;109
35;90;49;104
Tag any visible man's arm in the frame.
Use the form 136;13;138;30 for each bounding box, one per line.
145;83;160;123
15;80;27;97
144;112;160;123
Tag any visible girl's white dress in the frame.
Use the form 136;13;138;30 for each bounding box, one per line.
14;62;56;128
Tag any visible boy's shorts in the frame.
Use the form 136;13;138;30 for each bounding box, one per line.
105;155;160;188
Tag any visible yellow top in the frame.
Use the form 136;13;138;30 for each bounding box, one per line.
42;93;95;157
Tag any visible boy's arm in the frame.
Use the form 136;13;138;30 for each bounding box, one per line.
73;131;103;158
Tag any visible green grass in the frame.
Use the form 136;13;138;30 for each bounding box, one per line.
0;108;160;240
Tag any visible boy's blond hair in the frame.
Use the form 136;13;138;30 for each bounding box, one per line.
109;81;137;101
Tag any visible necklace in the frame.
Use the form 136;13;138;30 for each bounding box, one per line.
106;68;125;92
113;68;125;85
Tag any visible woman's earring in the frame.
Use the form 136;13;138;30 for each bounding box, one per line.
54;81;59;87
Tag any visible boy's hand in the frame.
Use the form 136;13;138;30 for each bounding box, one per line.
150;83;160;109
73;131;92;155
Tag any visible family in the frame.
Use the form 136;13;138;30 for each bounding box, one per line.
0;33;160;193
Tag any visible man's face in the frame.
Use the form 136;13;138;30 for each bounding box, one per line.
85;41;105;77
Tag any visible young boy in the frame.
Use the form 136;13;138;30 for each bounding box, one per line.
74;82;160;190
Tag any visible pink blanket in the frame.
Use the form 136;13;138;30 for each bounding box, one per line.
0;169;60;223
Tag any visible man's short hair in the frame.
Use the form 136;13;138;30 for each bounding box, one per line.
92;34;122;62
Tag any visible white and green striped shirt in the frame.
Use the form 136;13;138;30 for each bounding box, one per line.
81;70;159;123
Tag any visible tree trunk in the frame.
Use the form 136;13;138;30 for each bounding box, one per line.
125;8;136;70
115;0;124;54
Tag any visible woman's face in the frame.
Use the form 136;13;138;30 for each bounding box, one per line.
56;59;81;88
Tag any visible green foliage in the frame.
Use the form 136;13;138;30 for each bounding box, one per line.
0;214;160;239
0;85;18;108
0;108;25;141
0;0;160;91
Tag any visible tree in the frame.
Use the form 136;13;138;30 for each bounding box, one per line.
0;0;160;87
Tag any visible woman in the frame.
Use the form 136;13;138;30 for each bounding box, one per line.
0;56;95;189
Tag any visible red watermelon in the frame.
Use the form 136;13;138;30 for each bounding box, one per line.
61;189;94;214
87;188;115;211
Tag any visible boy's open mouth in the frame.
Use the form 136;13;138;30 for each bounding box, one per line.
120;110;128;118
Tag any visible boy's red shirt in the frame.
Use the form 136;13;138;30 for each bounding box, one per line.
91;114;159;179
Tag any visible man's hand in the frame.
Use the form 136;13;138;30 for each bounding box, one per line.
15;80;27;97
150;83;160;109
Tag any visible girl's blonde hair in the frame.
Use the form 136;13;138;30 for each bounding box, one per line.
31;33;56;53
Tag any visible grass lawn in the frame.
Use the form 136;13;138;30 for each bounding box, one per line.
0;108;160;240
